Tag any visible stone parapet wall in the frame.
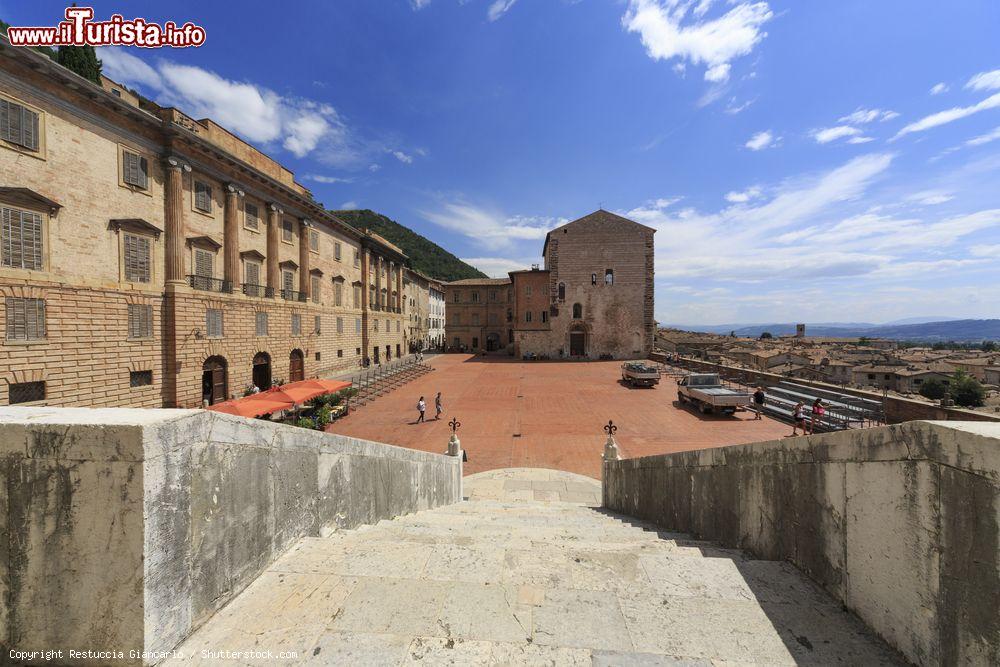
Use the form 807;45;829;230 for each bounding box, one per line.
603;421;1000;666
0;407;462;665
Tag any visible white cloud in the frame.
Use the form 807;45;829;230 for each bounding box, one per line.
724;97;755;114
100;47;163;89
838;108;899;124
283;111;333;157
304;174;354;184
462;257;532;278
421;202;562;251
812;125;862;144
847;136;875;144
966;125;1000;147
907;190;953;206
369;164;381;172
971;243;1000;258
622;0;773;84
724;185;762;203
411;0;432;9
392;150;414;164
893;91;1000;139
340;201;360;209
487;0;518;21
966;69;1000;92
930;82;949;95
745;130;776;150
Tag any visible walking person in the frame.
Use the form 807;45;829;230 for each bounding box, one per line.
752;386;765;420
416;396;426;423
811;398;825;433
435;392;443;420
791;401;809;436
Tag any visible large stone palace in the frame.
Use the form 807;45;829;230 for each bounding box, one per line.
0;40;433;408
444;210;656;359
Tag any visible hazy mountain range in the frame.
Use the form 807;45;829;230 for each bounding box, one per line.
667;318;999;342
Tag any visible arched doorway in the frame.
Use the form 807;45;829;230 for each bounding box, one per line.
252;352;272;390
202;356;228;405
289;349;304;382
486;332;500;351
568;323;588;357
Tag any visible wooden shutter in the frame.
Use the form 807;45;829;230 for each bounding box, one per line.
195;181;212;212
6;100;23;145
128;304;153;339
291;313;301;336
309;229;319;251
206;309;223;337
123;151;148;189
335;283;342;306
2;207;43;270
282;270;294;292
23;107;39;151
0;99;9;143
255;311;267;336
311;275;321;303
124;233;151;282
245;202;259;230
0;101;39;151
195;249;214;278
5;297;45;340
245;261;260;286
282;220;293;242
337;317;343;333
334;242;342;260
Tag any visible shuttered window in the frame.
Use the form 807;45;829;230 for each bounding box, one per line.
311;275;321;303
334;242;342;260
127;304;153;339
0;99;40;151
194;181;212;212
122;150;149;189
5;297;45;340
314;315;322;334
2;206;44;270
282;270;294;292
255;311;268;336
123;233;151;283
309;229;319;252
353;285;361;309
354;250;360;267
334;283;343;307
337;317;344;333
206;309;223;338
244;202;260;230
291;313;301;336
9;381;45;403
355;318;361;333
195;249;214;278
245;261;261;286
281;219;293;242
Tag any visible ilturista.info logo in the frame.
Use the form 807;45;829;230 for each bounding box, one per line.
5;7;206;49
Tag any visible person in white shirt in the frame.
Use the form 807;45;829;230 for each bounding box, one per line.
416;397;426;423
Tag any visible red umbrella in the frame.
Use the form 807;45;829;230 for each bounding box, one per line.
208;394;294;418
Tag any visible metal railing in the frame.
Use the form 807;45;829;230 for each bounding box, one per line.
281;288;307;302
242;283;274;298
347;356;433;407
188;274;233;294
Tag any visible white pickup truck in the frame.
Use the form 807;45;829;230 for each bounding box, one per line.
677;374;751;415
621;362;660;387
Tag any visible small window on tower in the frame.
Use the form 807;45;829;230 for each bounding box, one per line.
605;269;614;285
591;273;597;285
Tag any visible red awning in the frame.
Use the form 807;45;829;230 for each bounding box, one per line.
207;380;352;418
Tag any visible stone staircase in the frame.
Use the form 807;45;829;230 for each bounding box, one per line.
166;472;903;665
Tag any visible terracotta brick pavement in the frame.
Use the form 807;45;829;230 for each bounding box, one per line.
329;354;789;479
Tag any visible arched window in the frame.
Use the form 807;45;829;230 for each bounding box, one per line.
572;303;582;319
252;352;272;391
289;349;304;382
558;282;565;300
591;273;597;285
605;269;614;285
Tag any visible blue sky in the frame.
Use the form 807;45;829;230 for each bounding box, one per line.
7;0;1000;325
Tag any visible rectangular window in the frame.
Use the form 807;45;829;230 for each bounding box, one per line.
2;206;44;271
525;285;532;297
453;291;460;303
282;219;293;243
245;261;261;286
396;320;400;332
356;347;361;355
472;292;480;303
353;285;361;308
452;313;460;325
206;309;223;338
123;233;151;283
355;318;361;334
541;310;548;323
122;150;149;189
490;290;498;301
5;297;45;340
194;248;214;278
194;180;213;213
127;303;153;339
314;315;322;334
337;316;344;333
334;282;343;307
244;202;260;230
605;269;614;285
282;270;295;294
338;349;343;358
334;242;342;261
0;98;40;151
309;229;319;252
291;313;302;336
311;275;321;303
9;380;45;404
130;370;153;388
471;313;480;325
525;311;532;323
354;250;360;267
488;313;498;325
255;311;268;336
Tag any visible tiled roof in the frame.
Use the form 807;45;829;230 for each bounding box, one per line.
445;278;511;286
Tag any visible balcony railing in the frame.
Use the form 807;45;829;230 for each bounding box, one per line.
242;283;274;299
281;288;307;302
188;275;233;294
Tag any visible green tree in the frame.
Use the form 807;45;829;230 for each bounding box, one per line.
949;371;986;408
759;332;773;340
918;378;948;400
982;340;997;352
56;44;102;84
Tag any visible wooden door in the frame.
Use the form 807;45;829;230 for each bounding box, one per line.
289;350;304;382
203;357;227;404
570;332;585;356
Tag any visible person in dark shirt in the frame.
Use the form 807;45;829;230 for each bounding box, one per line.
752;386;766;420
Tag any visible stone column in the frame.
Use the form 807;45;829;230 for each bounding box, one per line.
163;156;188;286
299;219;311;297
223;184;242;291
266;204;282;291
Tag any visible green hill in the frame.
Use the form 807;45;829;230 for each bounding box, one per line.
332;209;487;282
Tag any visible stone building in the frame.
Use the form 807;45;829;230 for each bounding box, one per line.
404;268;430;352
443;210;655;359
443;278;513;352
0;40;406;408
428;278;445;350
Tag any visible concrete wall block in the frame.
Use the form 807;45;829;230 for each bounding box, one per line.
845;460;941;665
